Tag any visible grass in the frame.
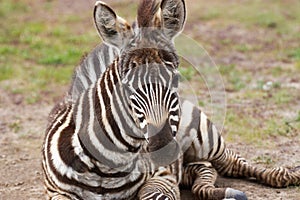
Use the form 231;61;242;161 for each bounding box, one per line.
187;0;300;36
272;89;294;105
0;0;99;101
0;65;14;81
219;64;250;92
289;48;300;61
0;1;28;18
253;155;275;166
9;120;22;133
224;108;299;146
179;66;196;81
224;111;262;144
296;111;300;122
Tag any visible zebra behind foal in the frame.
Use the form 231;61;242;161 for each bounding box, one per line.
42;0;300;199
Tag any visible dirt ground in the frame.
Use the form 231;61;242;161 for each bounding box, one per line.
1;0;300;199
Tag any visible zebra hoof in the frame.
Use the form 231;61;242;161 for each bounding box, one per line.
225;188;248;200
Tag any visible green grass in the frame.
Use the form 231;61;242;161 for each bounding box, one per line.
0;65;14;81
271;66;284;77
0;0;99;102
289;48;300;61
224;111;263;144
234;44;253;53
109;1;137;21
0;1;28;18
9;120;22;133
224;109;298;145
243;89;266;100
253;155;275;166
188;0;300;36
219;64;250;91
296;111;300;122
272;89;294;105
179;66;196;81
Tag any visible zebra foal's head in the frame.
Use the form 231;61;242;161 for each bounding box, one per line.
94;0;186;165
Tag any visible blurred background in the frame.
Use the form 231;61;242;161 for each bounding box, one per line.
0;0;299;199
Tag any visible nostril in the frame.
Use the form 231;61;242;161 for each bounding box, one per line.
172;131;176;137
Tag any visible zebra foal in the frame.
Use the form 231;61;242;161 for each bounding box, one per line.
42;0;300;199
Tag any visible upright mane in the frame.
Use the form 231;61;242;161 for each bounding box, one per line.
68;44;118;101
137;0;161;27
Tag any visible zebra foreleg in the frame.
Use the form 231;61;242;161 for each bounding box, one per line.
138;171;180;200
181;162;247;200
211;148;300;188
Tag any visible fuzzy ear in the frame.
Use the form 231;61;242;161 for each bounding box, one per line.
94;1;132;49
160;0;186;40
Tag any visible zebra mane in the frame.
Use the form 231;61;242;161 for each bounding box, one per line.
137;0;161;27
68;44;118;101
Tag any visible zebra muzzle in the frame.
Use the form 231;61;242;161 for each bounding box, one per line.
146;122;180;166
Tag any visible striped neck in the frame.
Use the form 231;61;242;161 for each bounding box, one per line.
109;59;146;142
75;58;146;169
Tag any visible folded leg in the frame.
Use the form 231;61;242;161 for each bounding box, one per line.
211;148;300;188
181;162;247;200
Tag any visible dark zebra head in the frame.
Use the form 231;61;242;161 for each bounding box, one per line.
94;0;186;165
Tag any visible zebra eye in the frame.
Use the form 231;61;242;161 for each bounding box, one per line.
159;50;175;64
131;106;146;130
131;61;138;68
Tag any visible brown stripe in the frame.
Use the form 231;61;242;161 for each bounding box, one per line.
78;136;138;178
58;118;90;173
94;78;115;145
46;106;146;195
100;70;140;153
112;84;143;139
48;153;145;195
44;105;84;200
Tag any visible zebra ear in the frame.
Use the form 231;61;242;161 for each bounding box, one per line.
160;0;186;40
94;1;132;49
